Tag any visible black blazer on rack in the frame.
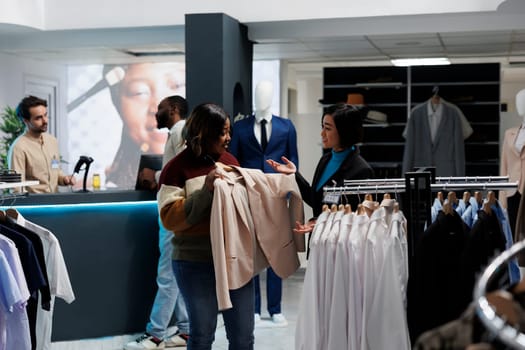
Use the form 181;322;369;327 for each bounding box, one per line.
412;210;468;340
295;146;374;218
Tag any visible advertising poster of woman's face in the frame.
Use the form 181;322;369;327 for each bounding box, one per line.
67;61;186;189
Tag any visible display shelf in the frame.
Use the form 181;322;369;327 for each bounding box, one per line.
322;63;501;178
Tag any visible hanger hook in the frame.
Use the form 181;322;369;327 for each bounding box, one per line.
394;184;399;202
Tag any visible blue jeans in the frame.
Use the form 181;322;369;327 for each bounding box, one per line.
172;260;254;350
146;219;189;338
254;267;282;316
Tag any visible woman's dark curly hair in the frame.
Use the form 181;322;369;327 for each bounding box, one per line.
183;103;230;157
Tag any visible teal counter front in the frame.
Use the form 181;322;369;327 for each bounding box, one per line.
5;190;160;341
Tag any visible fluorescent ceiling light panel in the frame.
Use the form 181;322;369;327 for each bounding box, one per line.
391;58;451;66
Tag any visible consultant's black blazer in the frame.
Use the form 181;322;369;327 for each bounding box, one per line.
295;146;374;218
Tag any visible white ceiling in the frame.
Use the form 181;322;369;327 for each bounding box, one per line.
1;4;525;75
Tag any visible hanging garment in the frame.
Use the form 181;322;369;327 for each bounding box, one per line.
296;202;410;350
209;166;304;310
499;126;525;210
8;210;75;350
0;235;31;350
0;224;48;350
402;100;466;176
1;220;52;350
326;211;355;350
460;209;508;309
295;209;330;350
360;205;410;350
412;210;468;339
490;202;521;284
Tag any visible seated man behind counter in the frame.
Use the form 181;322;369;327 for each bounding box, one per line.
8;95;76;193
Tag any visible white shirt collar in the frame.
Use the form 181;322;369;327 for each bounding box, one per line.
255;112;272;124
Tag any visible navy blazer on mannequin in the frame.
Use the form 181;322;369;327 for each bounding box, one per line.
229;115;299;172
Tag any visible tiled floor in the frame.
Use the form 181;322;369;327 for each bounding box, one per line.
51;268;305;350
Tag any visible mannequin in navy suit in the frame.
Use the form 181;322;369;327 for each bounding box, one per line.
229;80;298;326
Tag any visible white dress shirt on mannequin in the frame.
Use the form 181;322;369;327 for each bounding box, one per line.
253;80;273;145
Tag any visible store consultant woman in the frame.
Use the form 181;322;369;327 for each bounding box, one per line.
267;103;374;234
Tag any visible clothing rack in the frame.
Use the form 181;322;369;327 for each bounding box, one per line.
322;173;522;344
324;175;519;259
342;175;512;189
330;181;518;194
475;240;525;349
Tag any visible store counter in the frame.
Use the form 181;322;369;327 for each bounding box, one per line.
5;190;160;341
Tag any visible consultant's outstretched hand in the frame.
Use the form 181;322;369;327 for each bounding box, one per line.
266;156;297;175
293;220;316;235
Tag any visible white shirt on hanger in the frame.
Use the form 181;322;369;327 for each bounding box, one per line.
295;209;330;350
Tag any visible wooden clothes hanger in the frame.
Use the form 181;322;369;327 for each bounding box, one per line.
436;191;444;205
462;191;471;204
473;191;483;206
447;191;458;207
362;193;378;217
6;208;19;220
431;86;441;105
357;204;365;215
442;191;457;216
483;191;496;215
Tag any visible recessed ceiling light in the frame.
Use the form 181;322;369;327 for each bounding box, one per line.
391;57;451;66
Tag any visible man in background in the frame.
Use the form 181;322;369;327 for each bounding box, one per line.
9;95;75;193
125;95;190;350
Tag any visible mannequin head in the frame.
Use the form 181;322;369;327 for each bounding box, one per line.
254;80;273;115
516;88;525;118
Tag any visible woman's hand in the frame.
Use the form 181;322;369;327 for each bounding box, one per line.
204;167;224;192
293;219;316;235
266;156;297;175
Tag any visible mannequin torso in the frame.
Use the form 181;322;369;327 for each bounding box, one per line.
514;89;525;153
254;80;274;144
499;89;525;241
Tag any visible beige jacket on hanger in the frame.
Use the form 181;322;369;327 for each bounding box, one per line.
210;166;305;310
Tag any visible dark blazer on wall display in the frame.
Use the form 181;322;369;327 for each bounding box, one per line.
229;115;299;173
402;101;465;176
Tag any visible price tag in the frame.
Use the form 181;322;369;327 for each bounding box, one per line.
323;193;340;204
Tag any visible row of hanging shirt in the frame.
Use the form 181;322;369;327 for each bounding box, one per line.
295;194;411;350
0;208;75;350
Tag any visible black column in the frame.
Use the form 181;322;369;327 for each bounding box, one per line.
185;13;253;118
